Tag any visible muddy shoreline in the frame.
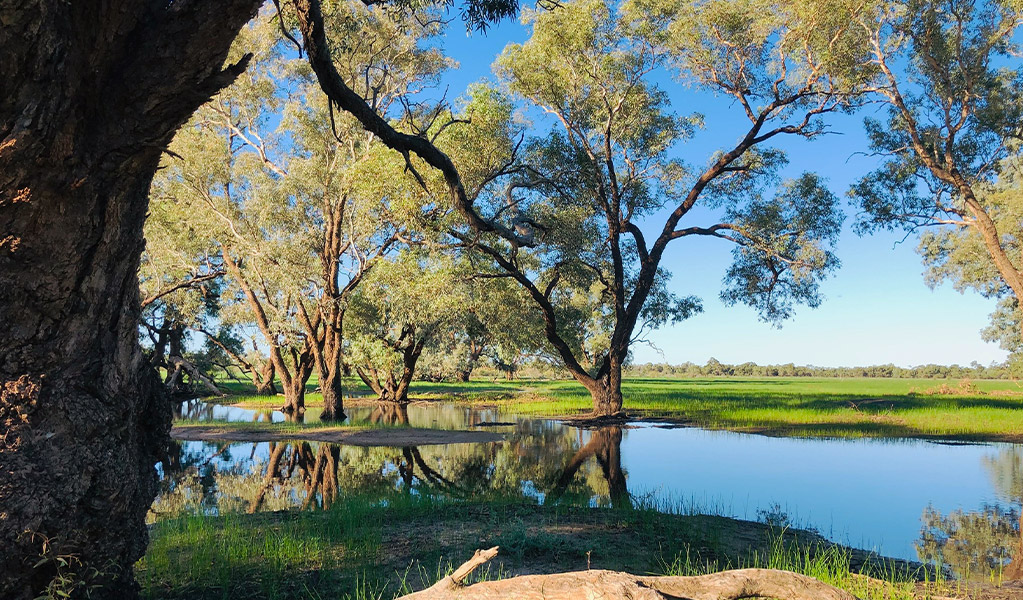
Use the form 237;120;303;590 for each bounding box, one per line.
170;424;504;446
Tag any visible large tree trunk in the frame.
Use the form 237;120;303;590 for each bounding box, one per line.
254;360;278;395
320;367;347;420
282;375;309;415
0;2;261;597
355;331;425;404
580;358;625;418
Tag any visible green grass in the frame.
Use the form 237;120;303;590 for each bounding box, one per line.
138;492;930;600
202;374;1023;442
660;531;923;600
488;377;1023;442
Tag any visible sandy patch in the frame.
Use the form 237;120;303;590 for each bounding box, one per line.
170;425;504;446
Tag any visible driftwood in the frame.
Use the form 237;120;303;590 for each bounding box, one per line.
398;547;862;600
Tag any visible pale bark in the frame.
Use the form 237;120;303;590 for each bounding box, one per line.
398;548;861;600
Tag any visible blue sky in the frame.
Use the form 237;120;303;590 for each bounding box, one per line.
429;15;1007;368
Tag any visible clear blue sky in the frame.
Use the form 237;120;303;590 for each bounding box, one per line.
431;16;1007;368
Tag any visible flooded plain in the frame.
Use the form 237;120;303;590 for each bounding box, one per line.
160;399;1023;578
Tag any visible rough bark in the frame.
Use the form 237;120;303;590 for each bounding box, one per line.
567;355;625;418
0;2;263;597
281;361;313;414
354;324;427;404
585;367;625;418
320;367;346;420
299;298;347;421
398;548;861;600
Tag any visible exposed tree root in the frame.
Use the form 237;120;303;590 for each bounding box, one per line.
398;547;861;600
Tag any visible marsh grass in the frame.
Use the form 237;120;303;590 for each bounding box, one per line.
483;377;1023;442
206;375;1023;441
139;491;930;600
660;530;922;600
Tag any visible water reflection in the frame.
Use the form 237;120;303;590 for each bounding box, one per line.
160;400;1023;569
916;447;1023;580
550;427;629;508
156;422;628;520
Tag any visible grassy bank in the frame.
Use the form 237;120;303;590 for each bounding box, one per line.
207;376;1023;443
496;377;1023;442
138;493;929;600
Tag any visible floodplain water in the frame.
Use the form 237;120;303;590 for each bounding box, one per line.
161;399;1023;578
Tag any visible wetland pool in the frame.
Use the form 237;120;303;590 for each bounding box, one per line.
159;399;1023;578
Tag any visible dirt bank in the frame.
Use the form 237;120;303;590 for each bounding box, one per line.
170;425;504;446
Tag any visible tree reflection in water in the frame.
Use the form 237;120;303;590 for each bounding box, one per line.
153;414;633;519
917;447;1023;580
549;427;630;509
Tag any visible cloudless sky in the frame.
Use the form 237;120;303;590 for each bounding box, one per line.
429;13;1007;368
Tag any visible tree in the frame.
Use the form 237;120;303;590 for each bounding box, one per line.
849;0;1023;352
419;271;540;382
153;9;437;416
139;198;227;397
0;0;521;595
917;447;1023;579
459;0;856;415
294;0;862;416
0;1;265;596
283;2;448;418
153;18;322;415
346;251;470;403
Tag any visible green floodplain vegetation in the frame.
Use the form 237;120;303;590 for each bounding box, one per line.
146;375;1023;600
139;492;937;600
211;375;1023;443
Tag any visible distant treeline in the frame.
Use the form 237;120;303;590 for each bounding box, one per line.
622;359;1015;380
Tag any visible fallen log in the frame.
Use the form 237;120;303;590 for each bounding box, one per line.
398;547;861;600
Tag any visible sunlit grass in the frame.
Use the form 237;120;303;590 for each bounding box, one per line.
202;374;1023;441
492;377;1023;442
660;531;922;600
139;491;932;600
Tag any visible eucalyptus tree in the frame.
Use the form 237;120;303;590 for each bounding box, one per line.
282;2;448;418
153;9;442;416
420;270;540;381
916;158;1023;366
139;195;227;396
0;0;514;595
152;18;319;414
467;0;861;415
346;250;470;403
1;2;263;593
848;0;1023;351
298;0;866;416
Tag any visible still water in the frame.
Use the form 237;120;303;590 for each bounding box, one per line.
161;399;1023;577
